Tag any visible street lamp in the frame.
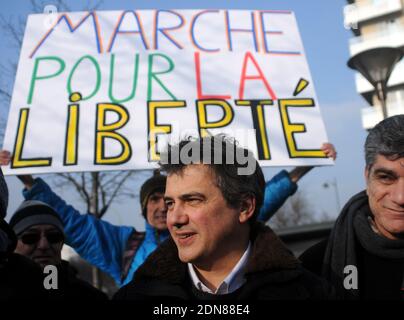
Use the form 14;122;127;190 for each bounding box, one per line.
347;47;403;120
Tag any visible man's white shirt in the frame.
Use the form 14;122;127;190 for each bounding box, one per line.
187;242;251;295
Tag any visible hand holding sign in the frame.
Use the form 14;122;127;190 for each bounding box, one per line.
0;150;35;188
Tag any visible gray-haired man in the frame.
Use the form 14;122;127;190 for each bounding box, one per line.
300;114;404;300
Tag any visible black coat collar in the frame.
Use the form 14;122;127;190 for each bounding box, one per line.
134;222;300;286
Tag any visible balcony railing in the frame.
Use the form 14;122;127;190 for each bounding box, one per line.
349;26;404;56
344;0;402;27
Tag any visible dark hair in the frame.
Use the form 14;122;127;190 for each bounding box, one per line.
365;115;404;168
159;135;265;222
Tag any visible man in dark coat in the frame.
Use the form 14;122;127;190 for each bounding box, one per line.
115;135;333;300
0;219;46;300
300;115;404;300
0;168;45;300
9;200;108;300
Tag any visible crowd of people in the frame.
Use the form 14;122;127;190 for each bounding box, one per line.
0;114;403;301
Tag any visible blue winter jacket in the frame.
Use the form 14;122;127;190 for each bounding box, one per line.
22;178;169;287
258;169;297;221
22;170;295;286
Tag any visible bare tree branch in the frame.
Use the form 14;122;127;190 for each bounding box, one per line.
269;191;315;229
0;16;23;49
55;173;90;207
56;0;71;12
102;171;129;190
92;0;104;11
0;88;11;99
30;0;43;13
80;172;90;202
100;171;134;219
98;177;107;212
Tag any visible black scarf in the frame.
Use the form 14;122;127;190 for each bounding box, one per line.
322;190;404;299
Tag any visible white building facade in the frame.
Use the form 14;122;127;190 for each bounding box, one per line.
344;0;404;129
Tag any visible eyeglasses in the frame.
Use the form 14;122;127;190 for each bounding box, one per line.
19;232;64;245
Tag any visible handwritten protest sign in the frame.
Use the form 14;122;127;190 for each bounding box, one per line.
2;9;332;174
